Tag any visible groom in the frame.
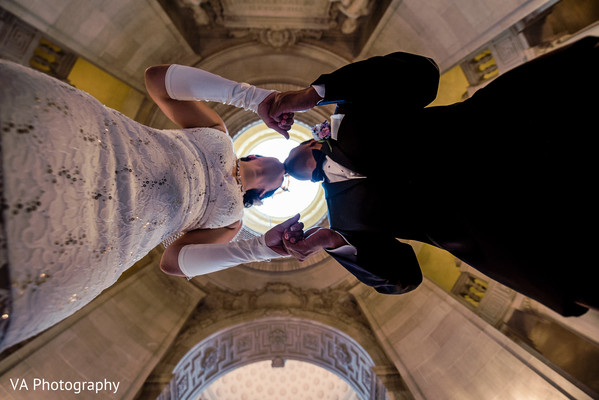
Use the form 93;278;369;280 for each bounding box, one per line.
260;37;599;317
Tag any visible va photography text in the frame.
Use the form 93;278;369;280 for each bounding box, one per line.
9;377;120;395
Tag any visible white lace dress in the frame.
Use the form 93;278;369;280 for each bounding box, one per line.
0;60;244;351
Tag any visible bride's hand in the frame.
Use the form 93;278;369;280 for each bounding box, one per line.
283;228;346;262
264;214;304;256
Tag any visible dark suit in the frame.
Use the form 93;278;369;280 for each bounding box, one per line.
312;37;598;316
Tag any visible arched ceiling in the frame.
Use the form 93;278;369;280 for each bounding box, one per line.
1;0;560;94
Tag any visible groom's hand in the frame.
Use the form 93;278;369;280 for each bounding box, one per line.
258;92;294;139
268;87;322;124
264;214;304;256
283;227;346;261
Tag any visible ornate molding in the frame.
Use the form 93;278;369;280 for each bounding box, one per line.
161;0;383;57
183;282;372;336
140;280;414;399
160;317;382;399
231;28;323;49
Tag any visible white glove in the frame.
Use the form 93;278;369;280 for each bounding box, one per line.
165;64;275;113
177;235;284;277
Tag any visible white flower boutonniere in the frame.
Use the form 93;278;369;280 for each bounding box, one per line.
312;120;333;151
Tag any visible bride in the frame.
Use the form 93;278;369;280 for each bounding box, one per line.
0;60;299;352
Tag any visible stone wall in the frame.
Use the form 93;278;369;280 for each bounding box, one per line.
351;279;593;400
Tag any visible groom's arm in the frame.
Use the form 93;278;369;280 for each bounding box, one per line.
312;51;440;109
283;228;423;294
334;231;423;294
268;51;440;124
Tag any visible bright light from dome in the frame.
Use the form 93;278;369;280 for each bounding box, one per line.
234;122;326;234
250;138;319;218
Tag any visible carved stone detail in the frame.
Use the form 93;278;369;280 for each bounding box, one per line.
146;280;413;400
161;317;380;399
161;0;379;56
174;282;373;343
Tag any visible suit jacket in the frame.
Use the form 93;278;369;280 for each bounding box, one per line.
311;51;440;295
310;39;599;316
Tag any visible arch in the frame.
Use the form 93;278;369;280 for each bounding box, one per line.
142;41;344;133
158;317;387;400
194;42;346;138
194;42;350;87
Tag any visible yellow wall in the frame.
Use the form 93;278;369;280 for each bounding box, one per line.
416;244;462;292
430;64;470;107
67;58;145;120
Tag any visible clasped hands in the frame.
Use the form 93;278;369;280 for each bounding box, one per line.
257;87;323;138
265;215;346;261
258;87;337;261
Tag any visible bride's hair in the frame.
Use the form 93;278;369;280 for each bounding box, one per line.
243;187;276;208
240;155;278;208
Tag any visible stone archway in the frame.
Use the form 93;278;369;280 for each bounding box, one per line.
157;317;387;400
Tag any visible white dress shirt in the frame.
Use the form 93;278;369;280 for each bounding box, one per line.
312;84;365;184
311;85;360;258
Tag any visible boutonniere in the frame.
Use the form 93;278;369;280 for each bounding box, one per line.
312;120;333;151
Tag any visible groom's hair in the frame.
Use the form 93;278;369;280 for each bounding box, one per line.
283;140;314;181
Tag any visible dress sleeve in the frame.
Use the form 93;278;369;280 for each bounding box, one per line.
165;64;275;113
178;235;283;277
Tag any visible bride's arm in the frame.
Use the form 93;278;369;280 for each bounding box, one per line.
145;65;227;131
160;221;242;276
145;64;292;137
160;215;304;277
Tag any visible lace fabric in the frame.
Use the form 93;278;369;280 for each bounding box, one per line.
0;60;243;350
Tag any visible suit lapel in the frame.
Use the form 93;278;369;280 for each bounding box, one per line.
321;133;363;175
323;179;374;233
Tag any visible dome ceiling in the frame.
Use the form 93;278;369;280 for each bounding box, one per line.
200;360;360;400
